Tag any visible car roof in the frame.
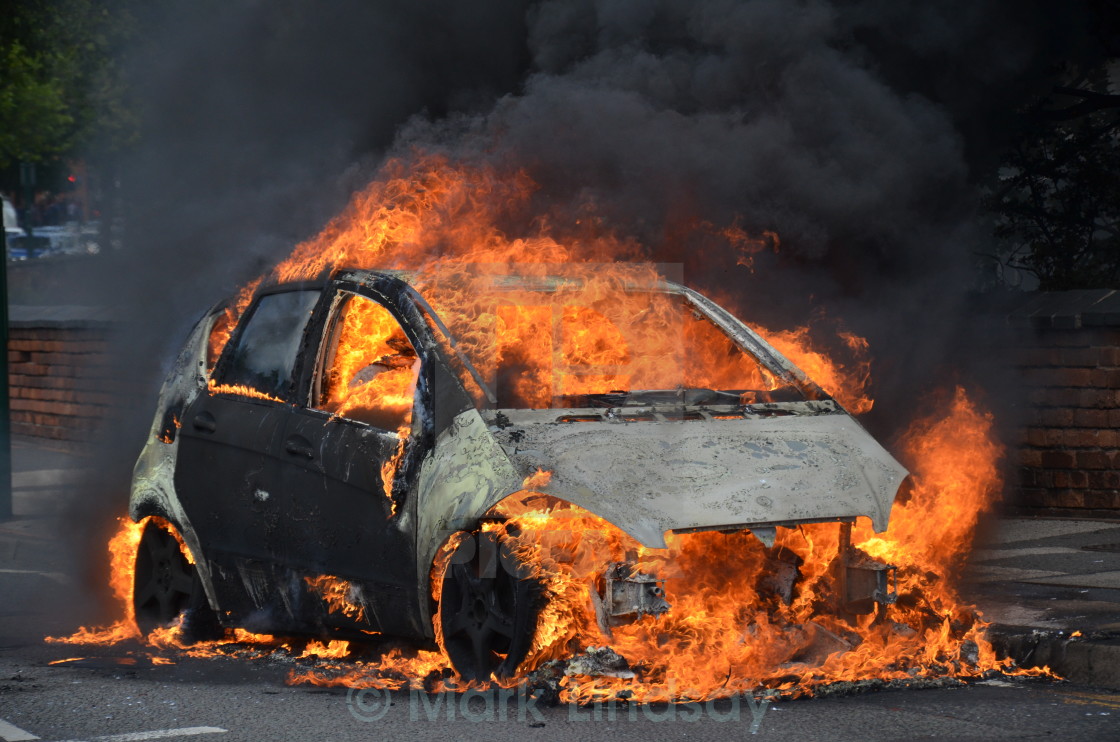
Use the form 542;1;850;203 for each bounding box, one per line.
331;267;685;294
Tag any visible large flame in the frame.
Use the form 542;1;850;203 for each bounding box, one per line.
45;516;146;645
48;156;1044;699
207;156;866;414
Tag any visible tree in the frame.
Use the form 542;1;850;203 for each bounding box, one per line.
989;74;1120;290
0;41;74;167
0;0;139;169
987;0;1120;290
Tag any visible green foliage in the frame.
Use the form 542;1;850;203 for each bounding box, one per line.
0;41;74;165
0;0;140;168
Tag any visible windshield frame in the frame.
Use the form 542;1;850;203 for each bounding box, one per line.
397;274;828;411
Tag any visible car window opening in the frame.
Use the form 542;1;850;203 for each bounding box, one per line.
317;292;420;431
217;289;320;400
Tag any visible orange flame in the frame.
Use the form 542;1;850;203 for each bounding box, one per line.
522;468;553;490
207;278;261;371
46;516;145;645
469;387;1041;702
304;575;366;623
765;327;874;415
321;295;418;427
300;640;351;660
379;425;410;518
46;517;281;660
206;379;285;404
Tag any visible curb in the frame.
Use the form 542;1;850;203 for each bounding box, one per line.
990;624;1120;690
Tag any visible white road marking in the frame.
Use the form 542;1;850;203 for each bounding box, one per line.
56;728;227;742
0;717;40;741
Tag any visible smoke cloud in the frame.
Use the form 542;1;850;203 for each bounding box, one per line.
388;0;1088;432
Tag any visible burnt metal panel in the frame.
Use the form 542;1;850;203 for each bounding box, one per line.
130;307;225;616
486;407;907;548
412;408;523;637
173;393;291;618
270;406;421;636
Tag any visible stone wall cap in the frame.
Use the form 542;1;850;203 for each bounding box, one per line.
1003;289;1120;329
7;305;119;328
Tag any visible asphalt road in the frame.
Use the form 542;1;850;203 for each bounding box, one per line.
0;646;1117;741
1;441;1119;741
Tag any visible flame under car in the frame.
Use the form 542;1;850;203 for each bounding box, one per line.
129;268;908;681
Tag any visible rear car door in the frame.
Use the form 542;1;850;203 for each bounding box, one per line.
174;286;321;627
272;285;426;638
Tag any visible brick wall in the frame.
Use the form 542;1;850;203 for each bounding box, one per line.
1009;290;1120;515
7;306;117;440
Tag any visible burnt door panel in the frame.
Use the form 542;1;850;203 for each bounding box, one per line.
174;287;322;626
174;394;289;621
274;408;420;637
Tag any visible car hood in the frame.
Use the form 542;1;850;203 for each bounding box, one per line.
483;405;908;548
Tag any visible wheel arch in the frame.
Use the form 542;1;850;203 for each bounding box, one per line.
129;304;224;617
129;489;222;618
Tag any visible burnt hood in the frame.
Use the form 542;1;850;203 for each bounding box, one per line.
483;405;908;549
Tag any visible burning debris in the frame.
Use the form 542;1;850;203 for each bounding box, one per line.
304;576;368;624
527;647;635;704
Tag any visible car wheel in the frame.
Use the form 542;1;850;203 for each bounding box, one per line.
133;519;223;641
439;531;541;681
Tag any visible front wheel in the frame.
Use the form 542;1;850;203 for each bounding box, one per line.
439;531;541;681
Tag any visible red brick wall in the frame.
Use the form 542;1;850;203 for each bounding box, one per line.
7;320;113;440
1010;290;1120;515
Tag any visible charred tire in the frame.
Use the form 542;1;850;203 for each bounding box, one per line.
440;531;541;682
133;520;223;641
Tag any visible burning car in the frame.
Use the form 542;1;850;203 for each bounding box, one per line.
129;266;908;682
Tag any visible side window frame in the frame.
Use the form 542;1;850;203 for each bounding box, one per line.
290;272;479;445
211;283;325;403
298;282;429;434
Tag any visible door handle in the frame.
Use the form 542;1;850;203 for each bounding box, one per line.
284;435;315;459
192;411;217;433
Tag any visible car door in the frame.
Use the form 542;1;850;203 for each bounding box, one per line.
174;286;321;626
272;286;426;637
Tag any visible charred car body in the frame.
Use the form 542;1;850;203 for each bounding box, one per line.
129;268;908;679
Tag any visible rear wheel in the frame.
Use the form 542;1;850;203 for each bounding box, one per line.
439;531;541;681
133;519;222;641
